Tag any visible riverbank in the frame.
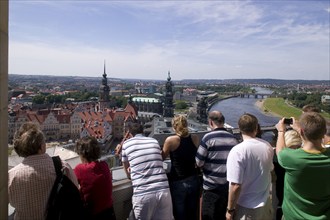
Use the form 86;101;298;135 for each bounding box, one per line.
254;99;282;119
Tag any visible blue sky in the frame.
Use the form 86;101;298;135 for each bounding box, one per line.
9;1;330;80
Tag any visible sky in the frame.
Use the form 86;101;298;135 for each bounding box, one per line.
9;1;330;81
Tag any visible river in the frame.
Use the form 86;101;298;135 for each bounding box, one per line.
209;87;279;128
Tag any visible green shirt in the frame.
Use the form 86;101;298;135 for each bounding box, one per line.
278;148;330;220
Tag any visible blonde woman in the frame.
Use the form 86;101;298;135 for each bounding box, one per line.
162;115;200;220
284;130;302;149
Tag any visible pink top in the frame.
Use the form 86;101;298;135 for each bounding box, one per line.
74;161;113;215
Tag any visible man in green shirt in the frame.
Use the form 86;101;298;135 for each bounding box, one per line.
276;112;330;220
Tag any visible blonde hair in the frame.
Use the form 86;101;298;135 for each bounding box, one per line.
172;115;189;137
285;130;302;149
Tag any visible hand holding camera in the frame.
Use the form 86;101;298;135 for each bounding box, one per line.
283;118;293;125
276;117;293;132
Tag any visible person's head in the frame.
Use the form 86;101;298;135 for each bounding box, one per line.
172;114;189;137
128;122;144;136
299;112;326;142
75;136;101;162
256;123;262;138
208;111;225;128
13;122;46;157
238;113;259;136
323;120;330;145
302;104;320;113
284;130;302;149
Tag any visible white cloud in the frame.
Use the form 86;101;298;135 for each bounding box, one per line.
9;1;330;80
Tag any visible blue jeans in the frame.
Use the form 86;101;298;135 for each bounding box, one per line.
201;184;229;220
169;175;200;220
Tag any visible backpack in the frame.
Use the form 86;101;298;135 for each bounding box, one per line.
45;156;86;220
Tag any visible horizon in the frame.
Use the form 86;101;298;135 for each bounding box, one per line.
9;1;330;81
9;73;330;83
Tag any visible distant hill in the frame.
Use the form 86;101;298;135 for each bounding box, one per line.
9;74;328;85
180;78;329;85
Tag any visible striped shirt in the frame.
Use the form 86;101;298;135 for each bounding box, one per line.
196;128;238;190
8;153;78;220
122;134;169;196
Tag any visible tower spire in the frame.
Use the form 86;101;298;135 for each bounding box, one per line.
167;70;171;81
103;60;107;77
99;61;110;110
163;71;174;117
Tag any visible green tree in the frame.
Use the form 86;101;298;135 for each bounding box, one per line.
33;94;46;104
175;100;188;110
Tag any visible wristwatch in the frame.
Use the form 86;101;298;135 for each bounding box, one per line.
227;207;235;214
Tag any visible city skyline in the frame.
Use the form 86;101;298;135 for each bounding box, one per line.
9;1;330;81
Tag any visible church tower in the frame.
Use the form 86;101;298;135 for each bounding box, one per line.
163;71;174;117
99;61;110;111
197;97;208;124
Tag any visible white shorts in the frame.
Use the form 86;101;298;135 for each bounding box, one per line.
131;189;173;220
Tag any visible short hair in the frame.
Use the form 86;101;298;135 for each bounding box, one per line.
299;112;326;141
208;111;225;125
325;120;330;137
302;104;320;113
75;136;101;162
238;113;258;135
284;130;302;149
172;115;189;137
13;122;45;157
256;123;262;138
129;122;144;136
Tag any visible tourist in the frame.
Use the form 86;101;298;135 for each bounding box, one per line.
276;113;330;219
162;114;200;220
74;136;116;220
226;113;273;220
196;111;238;220
323;120;330;148
122;122;173;220
8;122;78;220
273;129;302;220
302;104;320;113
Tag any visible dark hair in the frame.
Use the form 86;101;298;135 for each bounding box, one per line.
208;111;225;125
299;112;326;141
238;113;258;135
75;136;101;162
326;120;330;137
302;104;320;113
256;123;262;138
13;122;45;157
129;122;143;136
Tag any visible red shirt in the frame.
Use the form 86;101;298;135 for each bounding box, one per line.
74;161;113;215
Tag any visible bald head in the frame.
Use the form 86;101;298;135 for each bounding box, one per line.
208;111;225;127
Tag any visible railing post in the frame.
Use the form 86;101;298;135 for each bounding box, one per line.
0;0;9;219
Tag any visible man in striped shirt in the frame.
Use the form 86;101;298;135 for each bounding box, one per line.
122;122;173;220
196;111;238;220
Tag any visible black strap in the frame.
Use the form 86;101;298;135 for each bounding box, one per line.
52;156;63;178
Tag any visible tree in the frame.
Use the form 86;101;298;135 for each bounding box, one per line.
33;94;46;104
175;100;188;110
